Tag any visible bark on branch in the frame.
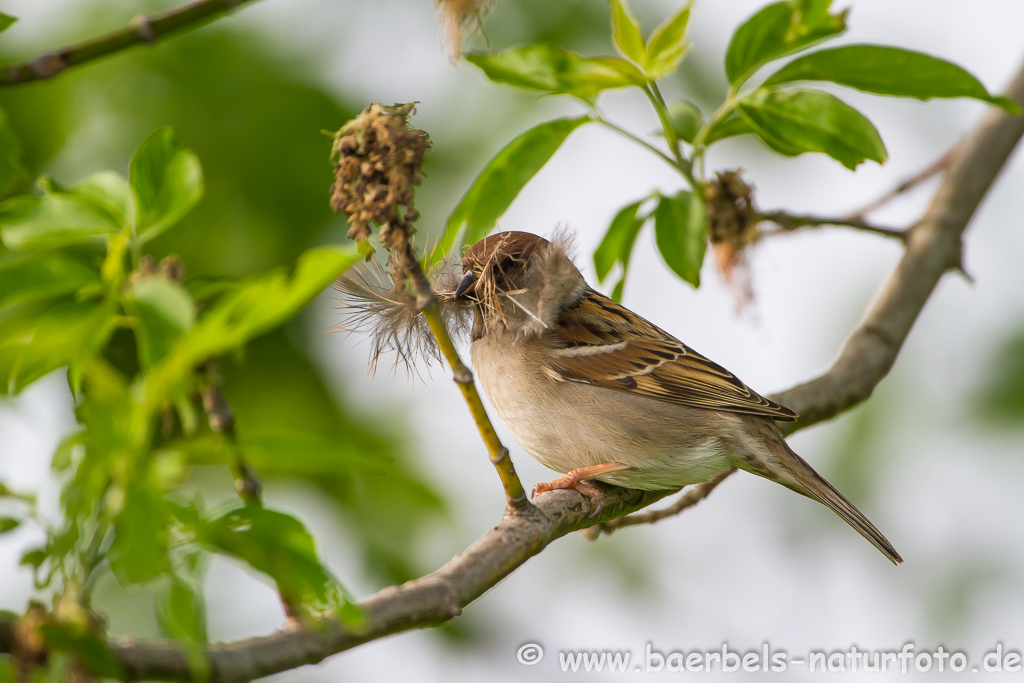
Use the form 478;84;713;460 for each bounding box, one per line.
771;66;1024;432
0;0;262;86
2;46;1021;683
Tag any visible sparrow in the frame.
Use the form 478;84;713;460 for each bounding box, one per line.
453;230;902;564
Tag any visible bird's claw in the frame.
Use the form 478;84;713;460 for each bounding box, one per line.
531;478;609;518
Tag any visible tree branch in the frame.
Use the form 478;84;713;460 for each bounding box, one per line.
0;0;261;87
392;230;530;508
758;210;908;242
582;468;735;539
201;366;263;508
847;145;958;219
8;486;678;683
771;66;1024;432
2;44;1021;683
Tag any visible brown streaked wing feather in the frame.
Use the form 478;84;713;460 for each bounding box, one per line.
547;289;798;421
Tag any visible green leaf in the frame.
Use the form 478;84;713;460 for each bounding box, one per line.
594;200;645;282
0;107;28;199
52;430;84;473
200;507;350;617
0;482;35;503
737;88;887;169
64;172;132;227
126;277;197;368
0;299;117;394
764;45;1020;112
143;245;359;407
703;114;756;146
130;127;204;243
0;517;20;533
653;190;707;288
725;0;846;86
0;252;100;309
610;0;646;65
610;278;626;302
157;577;208;643
0;14;15;34
466;46;645;101
20;548;46;570
439;116;591;259
165;430;389;476
0;173;130;251
666;100;704;144
40;623;125;680
644;3;692;79
972;331;1024;424
110;483;171;585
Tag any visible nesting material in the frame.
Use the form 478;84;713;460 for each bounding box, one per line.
332;257;470;375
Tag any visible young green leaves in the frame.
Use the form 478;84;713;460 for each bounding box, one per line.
455;0;1015;295
448;0;695;257
594;191;708;301
142;245;359;409
653;191;707;287
763;45;1020;111
198;506;356;619
611;0;693;80
725;0;847;87
1;124;368;660
0;174;131;251
0;299;116;394
594;200;646;301
130;128;204;244
0;129;202;252
715;0;1016;169
736;89;886;170
440;117;590;259
465;46;644;103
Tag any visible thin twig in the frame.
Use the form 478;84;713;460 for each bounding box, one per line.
392;232;529;509
200;367;262;508
582;468;736;538
847;145;958;219
201;369;306;623
595;118;679;174
758;210;908;242
0;0;261;87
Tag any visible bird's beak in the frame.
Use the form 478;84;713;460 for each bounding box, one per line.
454;272;478;299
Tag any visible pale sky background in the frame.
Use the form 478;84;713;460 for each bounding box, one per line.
1;0;1023;681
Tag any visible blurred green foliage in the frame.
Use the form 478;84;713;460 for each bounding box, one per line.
0;8;442;673
0;0;624;674
973;331;1024;424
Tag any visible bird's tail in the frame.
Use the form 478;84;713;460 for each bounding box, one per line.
738;419;903;565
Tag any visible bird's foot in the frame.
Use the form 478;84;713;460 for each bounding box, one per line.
532;462;629;518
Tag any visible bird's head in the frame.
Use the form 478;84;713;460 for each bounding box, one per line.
454;230;585;337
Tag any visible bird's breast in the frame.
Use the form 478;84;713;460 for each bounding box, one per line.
470;332;734;490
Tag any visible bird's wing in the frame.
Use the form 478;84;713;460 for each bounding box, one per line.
543;288;798;421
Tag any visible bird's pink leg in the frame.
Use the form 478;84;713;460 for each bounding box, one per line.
532;462;630;516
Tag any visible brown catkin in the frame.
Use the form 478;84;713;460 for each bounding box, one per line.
329;104;431;281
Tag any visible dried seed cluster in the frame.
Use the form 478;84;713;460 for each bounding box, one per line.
129;254;184;286
330;103;431;251
704;170;759;304
704;170;759;251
